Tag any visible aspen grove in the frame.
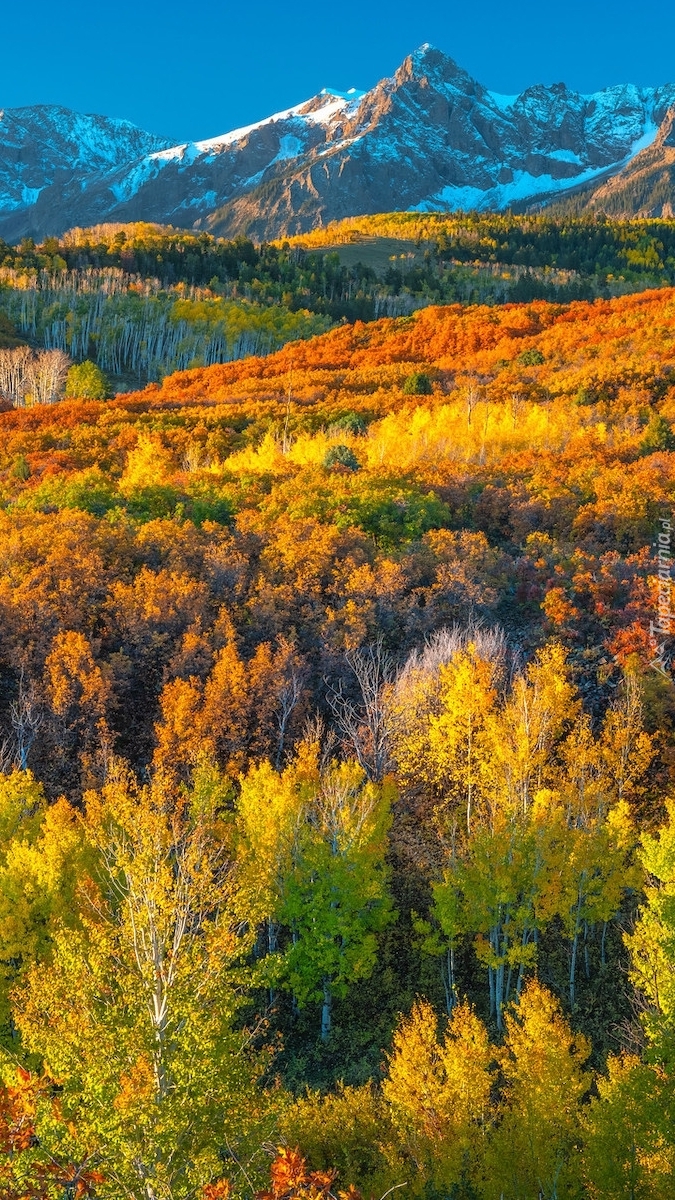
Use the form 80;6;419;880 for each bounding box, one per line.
1;221;675;1199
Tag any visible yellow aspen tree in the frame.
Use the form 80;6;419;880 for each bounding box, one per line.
382;998;492;1196
280;759;394;1041
388;642;499;839
561;800;641;1008
12;762;274;1200
625;797;675;1056
482;643;578;822
235;745;317;978
558;712;605;827
558;672;653;1008
427;645;499;837
598;672;655;811
0;771;85;1040
582;798;675;1197
279;1083;393;1200
432;793;567;1030
481;980;590;1200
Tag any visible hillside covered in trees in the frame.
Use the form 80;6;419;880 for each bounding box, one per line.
2;213;675;399
1;277;675;1197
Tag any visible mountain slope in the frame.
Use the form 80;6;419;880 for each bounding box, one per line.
2;48;675;242
573;107;675;217
0;105;172;230
200;49;675;238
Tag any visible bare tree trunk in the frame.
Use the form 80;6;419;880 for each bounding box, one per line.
441;944;457;1014
570;889;584;1007
570;930;579;1008
11;669;43;770
327;637;393;780
275;663;303;769
268;916;278;1008
321;977;332;1042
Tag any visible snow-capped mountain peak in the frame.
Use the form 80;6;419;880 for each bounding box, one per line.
2;48;675;243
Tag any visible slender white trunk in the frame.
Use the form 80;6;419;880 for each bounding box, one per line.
321;977;332;1042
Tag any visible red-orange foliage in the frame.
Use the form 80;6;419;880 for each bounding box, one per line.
256;1147;361;1200
0;1069;38;1157
90;288;675;409
1;286;674;802
201;1181;232;1200
0;1071;104;1200
2;288;673;434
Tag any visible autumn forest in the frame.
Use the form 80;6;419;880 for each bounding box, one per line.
1;214;675;1200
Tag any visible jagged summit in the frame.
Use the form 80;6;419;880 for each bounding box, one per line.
320;88;366;101
395;44;482;97
2;49;675;242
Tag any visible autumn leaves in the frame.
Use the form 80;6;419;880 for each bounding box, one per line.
391;641;652;1024
237;752;394;1041
4;766;270;1198
2;262;675;1197
0;750;392;1195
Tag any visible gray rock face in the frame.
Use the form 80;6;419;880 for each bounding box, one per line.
2;47;675;242
0;105;172;237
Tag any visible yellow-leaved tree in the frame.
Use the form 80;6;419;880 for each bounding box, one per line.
11;762;276;1200
382;997;492;1195
0;770;85;1041
582;1055;674;1200
402;636;653;1026
480;980;590;1200
387;637;500;840
235;747;314;1006
581;797;675;1198
235;742;394;1041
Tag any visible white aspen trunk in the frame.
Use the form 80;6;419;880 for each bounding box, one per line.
320;977;332;1042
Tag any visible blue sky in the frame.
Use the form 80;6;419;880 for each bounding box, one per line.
3;0;674;143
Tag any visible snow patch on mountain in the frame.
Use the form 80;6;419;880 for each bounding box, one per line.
412;115;662;213
110;156;172;203
275;134;304;161
179;190;218;210
547;149;584;164
101;87;368;207
412;165;610;213
188;90;358;153
3;48;675;242
625;119;660;156
489;93;518;112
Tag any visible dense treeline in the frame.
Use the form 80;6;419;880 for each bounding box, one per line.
0;264;330;387
1;287;675;1197
0;226;424;327
290;210;675;285
4;211;675;348
3;213;675;401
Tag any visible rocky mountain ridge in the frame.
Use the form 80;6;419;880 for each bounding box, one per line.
560;106;675;217
2;46;675;242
